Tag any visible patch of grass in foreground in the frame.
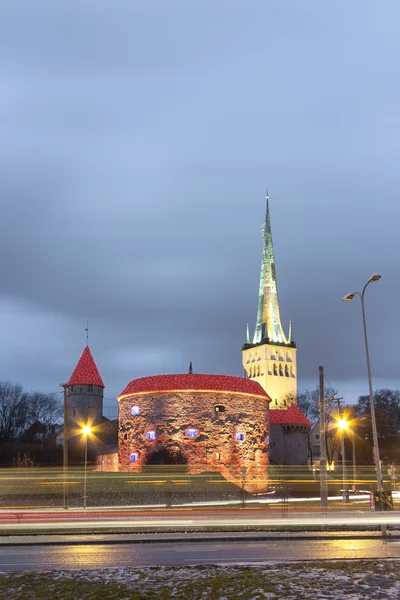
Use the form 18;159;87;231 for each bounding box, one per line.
0;561;400;600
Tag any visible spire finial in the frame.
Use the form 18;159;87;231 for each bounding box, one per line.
189;361;193;375
245;323;250;344
288;318;292;343
85;322;89;346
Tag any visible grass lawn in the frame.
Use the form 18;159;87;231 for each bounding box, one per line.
0;560;399;599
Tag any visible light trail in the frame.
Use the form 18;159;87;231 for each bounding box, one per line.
0;510;400;532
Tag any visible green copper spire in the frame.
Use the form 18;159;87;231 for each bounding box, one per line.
253;193;288;345
245;323;250;344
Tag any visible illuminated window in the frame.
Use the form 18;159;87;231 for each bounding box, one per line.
131;405;140;416
88;385;93;392
187;428;198;438
279;364;283;376
265;435;270;446
285;365;289;377
130;453;138;463
236;433;245;442
146;431;156;441
215;405;225;413
216;452;220;460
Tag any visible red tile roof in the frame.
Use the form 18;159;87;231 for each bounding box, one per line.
269;404;311;426
118;373;270;400
67;346;104;388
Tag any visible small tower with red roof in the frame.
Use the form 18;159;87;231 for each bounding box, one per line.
66;345;105;435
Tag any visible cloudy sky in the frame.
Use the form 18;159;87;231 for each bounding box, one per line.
1;1;400;416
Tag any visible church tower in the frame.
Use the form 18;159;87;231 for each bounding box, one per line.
65;345;105;435
242;194;297;408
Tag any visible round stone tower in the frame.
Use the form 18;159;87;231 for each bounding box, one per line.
65;345;104;436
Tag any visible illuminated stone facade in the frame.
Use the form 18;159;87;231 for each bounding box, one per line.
117;373;270;493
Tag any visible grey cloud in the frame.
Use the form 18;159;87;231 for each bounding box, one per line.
1;1;400;409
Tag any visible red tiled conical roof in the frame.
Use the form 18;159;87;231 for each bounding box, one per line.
269;404;311;426
67;346;104;388
118;373;270;400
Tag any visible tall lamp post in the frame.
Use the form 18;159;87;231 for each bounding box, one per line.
344;273;386;534
337;417;348;503
82;426;92;510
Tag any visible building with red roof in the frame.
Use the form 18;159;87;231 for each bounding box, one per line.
117;371;271;493
65;345;105;440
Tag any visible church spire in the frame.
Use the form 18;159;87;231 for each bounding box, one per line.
253;192;288;345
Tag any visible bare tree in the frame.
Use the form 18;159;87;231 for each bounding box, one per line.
0;383;63;444
0;382;30;444
27;392;63;440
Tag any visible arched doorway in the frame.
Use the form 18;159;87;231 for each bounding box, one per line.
145;444;187;466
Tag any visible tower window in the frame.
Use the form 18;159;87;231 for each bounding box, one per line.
216;452;220;460
131;405;140;416
187;428;198;438
124;432;128;441
80;387;83;393
285;365;289;377
273;364;278;376
265;435;270;446
215;405;225;413
71;386;74;393
88;385;93;392
130;453;138;463
236;433;245;442
146;431;156;441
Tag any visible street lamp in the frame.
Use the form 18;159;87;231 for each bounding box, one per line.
81;425;92;510
344;273;386;534
336;417;348;503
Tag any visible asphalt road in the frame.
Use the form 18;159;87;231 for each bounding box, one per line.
0;539;399;571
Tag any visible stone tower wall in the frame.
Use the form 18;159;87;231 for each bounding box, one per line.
118;390;269;493
66;385;103;436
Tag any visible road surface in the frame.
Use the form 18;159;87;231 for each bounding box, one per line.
0;538;399;571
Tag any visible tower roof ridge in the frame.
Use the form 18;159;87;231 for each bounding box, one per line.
67;345;105;388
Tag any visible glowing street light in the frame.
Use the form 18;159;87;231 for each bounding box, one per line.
336;415;349;503
81;425;92;510
344;273;386;534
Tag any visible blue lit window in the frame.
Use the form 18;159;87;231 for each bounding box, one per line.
146;431;156;441
265;435;270;446
187;428;198;438
131;405;140;416
236;433;245;442
130;453;138;463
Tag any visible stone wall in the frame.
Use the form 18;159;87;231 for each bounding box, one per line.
269;424;309;465
66;385;103;436
118;390;269;493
